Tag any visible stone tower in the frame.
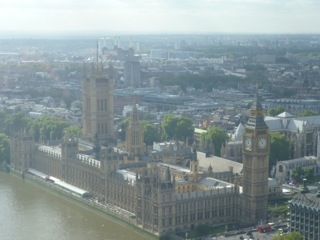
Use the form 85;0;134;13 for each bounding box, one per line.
82;60;114;145
242;89;270;225
61;133;78;182
10;126;34;173
125;104;144;159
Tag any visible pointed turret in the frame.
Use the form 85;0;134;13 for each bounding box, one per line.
125;104;144;159
246;86;267;129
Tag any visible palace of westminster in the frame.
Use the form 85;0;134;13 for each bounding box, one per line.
10;60;270;236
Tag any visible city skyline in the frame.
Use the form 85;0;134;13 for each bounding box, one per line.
0;0;319;36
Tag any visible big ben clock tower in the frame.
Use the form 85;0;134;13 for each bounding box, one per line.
242;89;269;225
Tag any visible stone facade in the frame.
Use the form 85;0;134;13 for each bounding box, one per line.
10;132;243;236
82;62;114;145
9;61;271;237
241;91;270;225
125;104;145;159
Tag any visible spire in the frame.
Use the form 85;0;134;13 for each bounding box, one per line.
246;83;267;129
251;83;263;110
130;104;139;125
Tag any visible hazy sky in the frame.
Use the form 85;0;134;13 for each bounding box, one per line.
0;0;319;35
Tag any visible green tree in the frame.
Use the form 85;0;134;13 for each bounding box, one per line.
161;115;194;142
64;125;82;137
291;167;314;183
200;127;229;157
269;132;291;170
0;133;10;164
30;116;69;143
28;122;40;142
175;116;194;142
268;203;289;219
4;112;30;135
120;118;130;129
272;232;303;240
142;123;160;147
303;168;315;182
161;114;178;140
0;110;8;133
268;106;285;117
299;110;318;117
291;166;304;183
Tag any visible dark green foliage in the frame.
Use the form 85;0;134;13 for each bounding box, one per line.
159;74;263;92
283;88;297;98
120;118;130;130
0;133;10;164
28;116;69;142
272;232;303;240
194;224;212;236
291;166;314;183
0;110;7;133
200;127;229;157
161;114;194;142
268;203;289;218
64;125;82;137
299;110;318;117
269;132;291;170
268;106;285;117
276;56;290;63
4;112;30;135
142;123;160;146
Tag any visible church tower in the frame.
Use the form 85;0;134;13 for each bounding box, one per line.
125;104;144;159
242;89;270;225
82;59;114;146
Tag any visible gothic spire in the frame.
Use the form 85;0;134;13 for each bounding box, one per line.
246;83;267;129
251;83;263;111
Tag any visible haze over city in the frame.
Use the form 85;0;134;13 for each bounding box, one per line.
0;0;319;36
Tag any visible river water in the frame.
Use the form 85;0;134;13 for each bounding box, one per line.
0;172;149;240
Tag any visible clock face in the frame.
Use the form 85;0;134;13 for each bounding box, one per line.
258;137;267;149
245;137;252;150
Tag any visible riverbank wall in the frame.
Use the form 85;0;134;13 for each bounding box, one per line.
10;169;159;240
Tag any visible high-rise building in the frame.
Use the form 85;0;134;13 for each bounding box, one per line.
242;90;270;225
82;62;114;145
124;57;141;88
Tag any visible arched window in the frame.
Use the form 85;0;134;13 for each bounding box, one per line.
230;149;234;157
278;165;284;173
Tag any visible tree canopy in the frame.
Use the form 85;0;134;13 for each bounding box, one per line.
27;116;69;143
299;110;318;117
159;74;266;92
291;166;314;183
268;203;289;219
64;125;82;138
200;127;229;157
4;112;30;135
161;114;194;142
272;232;303;240
267;106;285;117
269;132;291;170
0;133;10;164
142;122;160;146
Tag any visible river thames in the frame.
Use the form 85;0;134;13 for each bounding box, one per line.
0;172;149;240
